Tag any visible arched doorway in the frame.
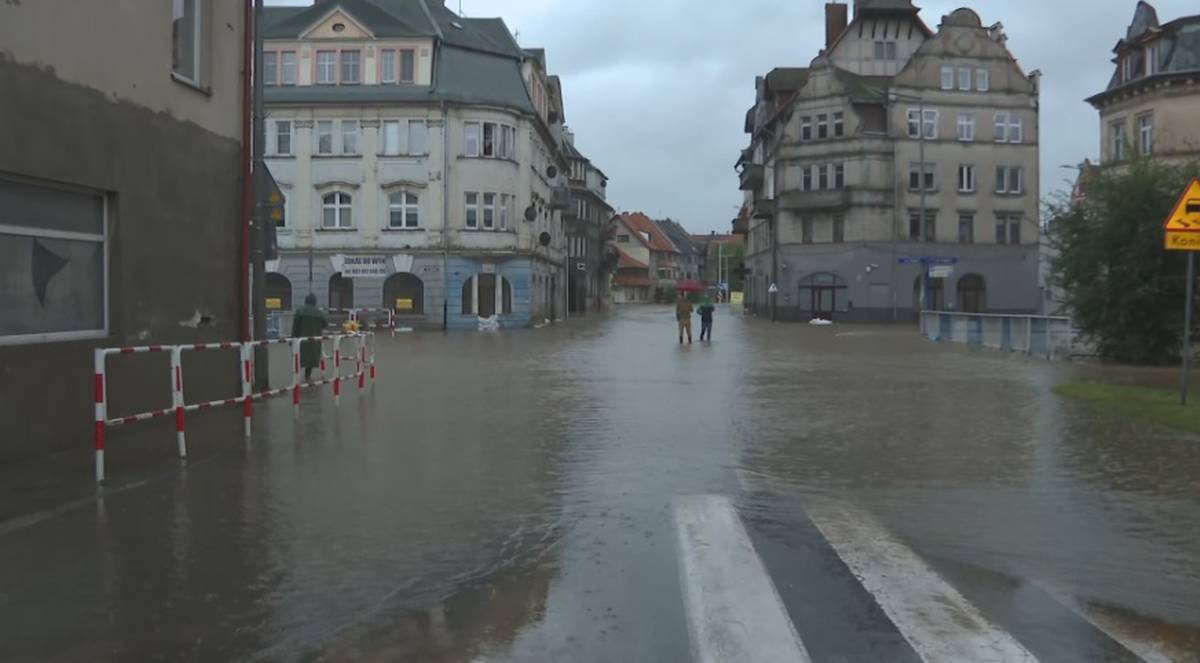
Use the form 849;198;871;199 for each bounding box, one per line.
798;272;847;321
957;274;986;313
383;273;424;315
462;275;515;317
913;276;945;311
265;273;292;311
329;274;354;311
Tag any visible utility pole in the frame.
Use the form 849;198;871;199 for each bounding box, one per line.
918;96;928;318
251;0;269;388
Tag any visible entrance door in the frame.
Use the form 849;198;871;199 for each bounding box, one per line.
812;287;837;321
478;273;497;317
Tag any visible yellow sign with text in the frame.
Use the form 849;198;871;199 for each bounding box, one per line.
1163;178;1200;251
266;298;283;311
730;292;744;305
395;298;414;312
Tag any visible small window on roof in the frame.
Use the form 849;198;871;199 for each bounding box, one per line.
450;21;464;30
332;23;346;33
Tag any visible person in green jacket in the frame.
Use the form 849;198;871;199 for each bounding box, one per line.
291;294;327;381
698;295;716;342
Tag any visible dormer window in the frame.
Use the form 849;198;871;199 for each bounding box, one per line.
1147;43;1161;75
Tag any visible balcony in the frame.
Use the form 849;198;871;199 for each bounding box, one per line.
752;198;776;219
777;186;893;212
739;163;764;191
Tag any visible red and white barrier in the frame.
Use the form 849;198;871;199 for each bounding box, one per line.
330;308;397;337
92;332;376;483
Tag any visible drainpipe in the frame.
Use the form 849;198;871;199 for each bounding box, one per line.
239;0;253;341
441;100;450;331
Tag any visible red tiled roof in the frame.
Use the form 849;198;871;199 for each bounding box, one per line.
613;274;655;287
620;212;679;254
617;248;649;270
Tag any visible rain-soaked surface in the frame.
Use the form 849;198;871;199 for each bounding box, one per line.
2;306;1200;661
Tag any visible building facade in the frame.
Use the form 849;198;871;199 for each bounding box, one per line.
737;1;1041;322
263;0;578;330
615;212;681;300
1087;2;1200;166
656;219;704;283
0;0;246;461
563;131;615;314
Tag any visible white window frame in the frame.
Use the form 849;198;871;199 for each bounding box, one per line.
958;67;972;91
909;163;936;192
281;51;297;85
500;194;510;230
321;191;354;229
408;120;427;155
1008;115;1023;143
833;112;844;137
976;68;989;92
400;49;416;83
380;49;397;84
1138;113;1154;155
1111;120;1127;161
941;66;955;91
465;192;479;228
801;116;813;141
340;119;359;155
817;114;829;140
818;164;829;190
464;122;481;157
0;178;109;346
263;51;278;87
316;120;335;155
171;0;203;86
273;120;292;156
1148;44;1161;75
316;50;337;85
957;164;976;193
957;113;976;141
995;166;1023;195
482;193;496;229
387;190;420;229
382;120;402;156
339;49;361;85
886;42;897;60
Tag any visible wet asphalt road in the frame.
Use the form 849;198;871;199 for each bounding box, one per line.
2;306;1200;661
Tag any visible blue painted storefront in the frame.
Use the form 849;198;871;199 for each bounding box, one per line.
445;257;534;331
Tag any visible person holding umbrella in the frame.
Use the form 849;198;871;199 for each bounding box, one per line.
291;293;328;381
698;295;715;342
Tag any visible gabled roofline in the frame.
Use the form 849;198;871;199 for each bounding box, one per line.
825;6;933;54
299;4;375;40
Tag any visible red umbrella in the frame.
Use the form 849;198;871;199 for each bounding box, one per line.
675;279;704;293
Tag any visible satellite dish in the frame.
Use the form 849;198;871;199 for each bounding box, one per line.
539;232;552;247
546;165;558;179
524;205;538;222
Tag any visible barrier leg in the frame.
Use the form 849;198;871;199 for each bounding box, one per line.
94;350;107;484
370;332;377;383
171;348;187;459
241;344;253;438
358;336;366;391
333;336;342;406
291;338;301;418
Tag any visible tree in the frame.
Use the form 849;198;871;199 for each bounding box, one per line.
1049;158;1200;365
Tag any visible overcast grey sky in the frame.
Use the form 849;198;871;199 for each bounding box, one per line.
268;0;1193;233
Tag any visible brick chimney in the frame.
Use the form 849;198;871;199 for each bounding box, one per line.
825;2;849;48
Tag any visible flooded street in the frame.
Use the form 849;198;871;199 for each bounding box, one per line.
3;306;1200;661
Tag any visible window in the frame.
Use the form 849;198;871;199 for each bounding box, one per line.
0;176;107;343
464;122;480;157
957;113;976;141
263;52;278;86
381;49;396;83
801;117;812;141
274;120;292;156
832;215;845;243
1138;114;1153;155
281;51;297;85
995;214;1022;244
957;164;976;193
908;163;936;192
483;123;495;157
995;166;1023;194
408;120;427;155
994;112;1022;143
976;68;989;92
908;211;937;241
817;114;829;140
833;112;844;137
958;213;975;243
341;120;359;155
500;194;510;230
818;164;829;190
834;163;845;189
802;165;813;191
383;121;402;155
316;51;337;84
172;0;201;85
274;191;287;228
329;274;354;310
388;191;419;229
907;109;937;139
400;49;416;83
1148;43;1161;75
321;192;353;229
941;66;955;90
340;50;361;84
1122;55;1135;83
874;41;897;60
316;120;334;155
801;217;813;244
465;193;479;228
1111;120;1126;161
483;193;496;229
958;67;972;91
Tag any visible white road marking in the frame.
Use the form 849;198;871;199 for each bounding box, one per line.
1039;583;1181;663
673;495;812;663
806;500;1038;663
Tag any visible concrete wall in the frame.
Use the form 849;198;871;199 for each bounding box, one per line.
0;19;244;462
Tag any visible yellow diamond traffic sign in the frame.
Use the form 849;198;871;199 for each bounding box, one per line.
1164;178;1200;251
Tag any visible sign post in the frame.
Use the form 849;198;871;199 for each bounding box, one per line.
1163;178;1200;405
